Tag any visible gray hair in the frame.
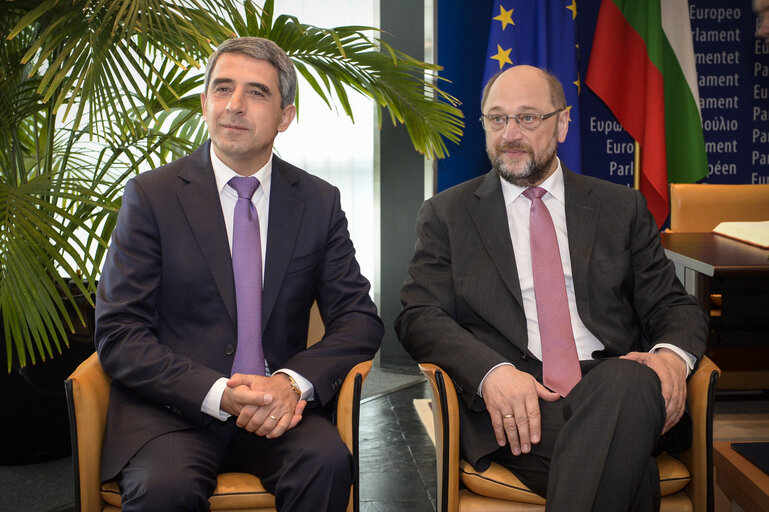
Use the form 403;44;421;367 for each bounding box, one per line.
480;68;567;112
204;37;297;108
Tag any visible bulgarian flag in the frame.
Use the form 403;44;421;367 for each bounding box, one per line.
586;0;707;228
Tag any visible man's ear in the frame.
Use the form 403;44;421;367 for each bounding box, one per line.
557;107;570;143
201;92;208;122
278;104;296;132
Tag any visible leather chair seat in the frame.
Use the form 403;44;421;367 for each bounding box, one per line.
457;453;690;507
100;473;277;511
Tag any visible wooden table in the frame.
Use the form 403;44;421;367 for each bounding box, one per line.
660;232;769;301
661;232;769;387
713;441;769;512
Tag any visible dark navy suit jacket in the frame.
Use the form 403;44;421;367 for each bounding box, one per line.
95;141;383;480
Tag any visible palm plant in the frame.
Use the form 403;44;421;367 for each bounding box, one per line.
1;0;464;371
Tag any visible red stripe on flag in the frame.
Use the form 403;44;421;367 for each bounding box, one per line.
586;0;668;227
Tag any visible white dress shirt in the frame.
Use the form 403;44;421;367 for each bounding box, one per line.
201;149;313;420
479;159;694;394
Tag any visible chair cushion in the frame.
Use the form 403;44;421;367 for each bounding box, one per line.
459;453;690;503
459;460;546;505
657;453;691;496
101;481;121;507
100;472;277;510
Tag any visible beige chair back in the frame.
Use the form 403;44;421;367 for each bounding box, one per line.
669;183;769;232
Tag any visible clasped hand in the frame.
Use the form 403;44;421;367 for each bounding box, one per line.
221;373;306;439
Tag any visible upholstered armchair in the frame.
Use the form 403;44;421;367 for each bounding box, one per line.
420;355;720;512
65;303;371;512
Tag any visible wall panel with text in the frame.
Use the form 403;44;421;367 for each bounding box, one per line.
577;0;769;186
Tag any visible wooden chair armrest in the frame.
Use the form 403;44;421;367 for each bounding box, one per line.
65;352;112;512
419;363;461;512
681;355;720;512
335;359;372;512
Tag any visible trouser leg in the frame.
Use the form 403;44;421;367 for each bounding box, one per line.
492;358;666;512
222;412;354;512
117;421;233;512
547;358;665;511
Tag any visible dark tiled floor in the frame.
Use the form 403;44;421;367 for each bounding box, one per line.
358;380;436;512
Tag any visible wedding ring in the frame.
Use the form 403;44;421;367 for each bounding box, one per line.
269;414;279;421
502;414;513;419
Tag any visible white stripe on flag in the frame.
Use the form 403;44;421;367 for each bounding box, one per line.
661;0;702;120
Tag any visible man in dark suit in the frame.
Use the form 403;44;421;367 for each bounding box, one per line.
95;37;383;511
396;65;708;511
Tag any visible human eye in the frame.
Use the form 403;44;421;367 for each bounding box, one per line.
247;87;271;102
520;113;538;124
490;115;506;126
213;85;232;95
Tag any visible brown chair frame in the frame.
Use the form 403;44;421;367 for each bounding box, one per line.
420;356;721;512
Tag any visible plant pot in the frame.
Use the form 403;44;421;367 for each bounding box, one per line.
0;285;95;465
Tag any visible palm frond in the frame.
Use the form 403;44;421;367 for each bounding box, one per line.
224;0;464;160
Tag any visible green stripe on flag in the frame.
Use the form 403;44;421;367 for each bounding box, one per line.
663;35;709;184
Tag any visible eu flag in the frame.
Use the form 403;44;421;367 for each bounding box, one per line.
482;0;582;173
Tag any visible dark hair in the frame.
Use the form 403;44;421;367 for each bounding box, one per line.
204;37;297;108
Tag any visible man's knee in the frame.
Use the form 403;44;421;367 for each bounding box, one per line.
300;435;354;484
119;459;215;511
572;358;666;427
590;358;662;396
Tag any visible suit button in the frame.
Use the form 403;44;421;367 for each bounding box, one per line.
225;344;235;355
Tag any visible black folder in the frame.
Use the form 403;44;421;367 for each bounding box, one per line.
730;442;769;476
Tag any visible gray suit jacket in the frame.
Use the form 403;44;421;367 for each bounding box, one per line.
95;142;383;480
395;166;708;465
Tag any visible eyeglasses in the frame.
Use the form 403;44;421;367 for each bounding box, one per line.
479;108;565;132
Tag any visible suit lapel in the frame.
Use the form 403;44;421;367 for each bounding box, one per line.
563;167;600;326
467;171;524;309
176;142;237;326
262;156;305;327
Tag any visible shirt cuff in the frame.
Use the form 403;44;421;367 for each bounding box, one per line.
650;343;696;377
202;377;231;421
273;369;314;401
478;362;515;397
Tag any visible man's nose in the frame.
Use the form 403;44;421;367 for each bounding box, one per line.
501;117;524;142
226;89;246;114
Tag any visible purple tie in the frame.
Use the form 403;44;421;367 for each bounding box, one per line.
523;187;581;396
229;176;264;376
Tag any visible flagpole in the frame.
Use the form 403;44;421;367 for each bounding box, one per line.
633;141;641;190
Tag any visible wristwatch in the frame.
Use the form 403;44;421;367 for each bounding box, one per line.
286;374;302;399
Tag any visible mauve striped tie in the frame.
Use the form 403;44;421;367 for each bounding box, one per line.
229;176;264;376
523;186;581;396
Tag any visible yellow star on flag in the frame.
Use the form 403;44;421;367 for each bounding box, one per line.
566;0;577;20
491;44;513;69
573;76;581;95
493;5;515;30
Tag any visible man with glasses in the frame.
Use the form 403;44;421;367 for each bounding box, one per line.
396;65;707;511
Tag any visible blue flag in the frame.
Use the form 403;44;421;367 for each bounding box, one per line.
482;0;582;173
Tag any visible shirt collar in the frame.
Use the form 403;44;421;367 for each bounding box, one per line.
500;157;565;207
210;146;272;200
